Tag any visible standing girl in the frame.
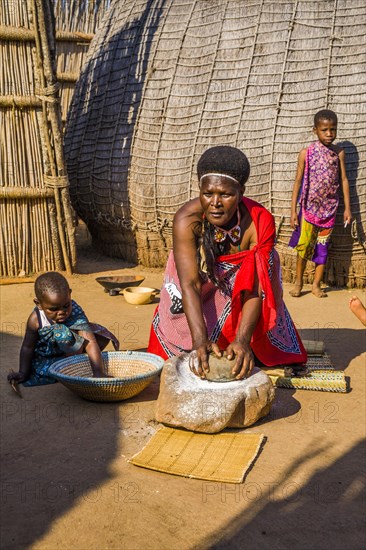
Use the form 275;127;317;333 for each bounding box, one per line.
289;109;352;297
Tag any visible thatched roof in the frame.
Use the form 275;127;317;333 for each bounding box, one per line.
65;0;366;286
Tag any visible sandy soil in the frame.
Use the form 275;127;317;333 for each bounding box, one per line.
1;226;365;550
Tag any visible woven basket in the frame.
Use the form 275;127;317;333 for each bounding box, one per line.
49;351;164;402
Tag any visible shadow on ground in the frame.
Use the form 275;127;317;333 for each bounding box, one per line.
1;332;135;548
203;438;366;550
298;328;365;369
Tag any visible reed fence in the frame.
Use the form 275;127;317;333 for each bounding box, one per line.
0;0;110;277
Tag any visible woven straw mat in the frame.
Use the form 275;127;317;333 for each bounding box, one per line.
264;354;348;393
129;427;265;483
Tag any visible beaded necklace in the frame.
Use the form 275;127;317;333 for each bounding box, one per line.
213;207;241;250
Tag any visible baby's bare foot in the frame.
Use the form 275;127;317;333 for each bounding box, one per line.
349;296;366;326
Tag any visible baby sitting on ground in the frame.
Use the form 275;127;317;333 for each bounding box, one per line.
7;271;119;387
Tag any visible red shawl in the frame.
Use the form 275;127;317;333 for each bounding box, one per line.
148;197;307;366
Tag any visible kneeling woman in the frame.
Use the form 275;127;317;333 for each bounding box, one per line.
148;146;307;379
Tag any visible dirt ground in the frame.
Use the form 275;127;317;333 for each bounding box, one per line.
1;226;365;550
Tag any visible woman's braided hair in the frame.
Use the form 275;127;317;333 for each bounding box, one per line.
196;146;250;291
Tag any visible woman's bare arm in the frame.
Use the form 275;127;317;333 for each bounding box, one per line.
226;276;262;379
173;200;221;376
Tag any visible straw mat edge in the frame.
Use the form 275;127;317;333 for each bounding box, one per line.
129;427;265;484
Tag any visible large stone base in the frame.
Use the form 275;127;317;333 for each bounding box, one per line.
155;354;275;433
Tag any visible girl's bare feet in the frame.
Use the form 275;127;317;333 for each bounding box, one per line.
349;296;366;326
289;283;302;297
312;285;327;298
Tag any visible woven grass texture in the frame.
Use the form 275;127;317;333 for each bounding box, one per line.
49;350;163;402
265;354;348;393
65;0;365;286
53;0;112;123
301;339;325;355
129;427;265;483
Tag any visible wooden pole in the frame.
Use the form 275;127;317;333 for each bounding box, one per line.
30;0;65;272
0;25;94;43
0;187;54;198
30;0;76;273
37;0;77;269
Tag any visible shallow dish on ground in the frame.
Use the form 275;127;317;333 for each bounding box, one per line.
96;275;145;295
123;286;157;305
48;351;164;402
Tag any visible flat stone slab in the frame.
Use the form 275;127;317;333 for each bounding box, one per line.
155;353;275;433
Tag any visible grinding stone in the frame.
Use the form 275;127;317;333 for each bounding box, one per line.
205;354;237;382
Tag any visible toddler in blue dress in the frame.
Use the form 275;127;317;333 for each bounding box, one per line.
7;272;119;387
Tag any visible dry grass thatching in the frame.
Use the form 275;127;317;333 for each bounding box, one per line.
65;0;366;287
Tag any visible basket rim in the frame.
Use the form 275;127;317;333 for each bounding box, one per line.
48;350;164;385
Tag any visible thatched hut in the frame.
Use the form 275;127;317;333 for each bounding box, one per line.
65;0;366;287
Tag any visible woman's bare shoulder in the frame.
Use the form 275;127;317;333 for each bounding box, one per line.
173;198;202;228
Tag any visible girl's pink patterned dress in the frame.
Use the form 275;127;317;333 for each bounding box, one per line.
301;140;340;228
289;141;340;264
